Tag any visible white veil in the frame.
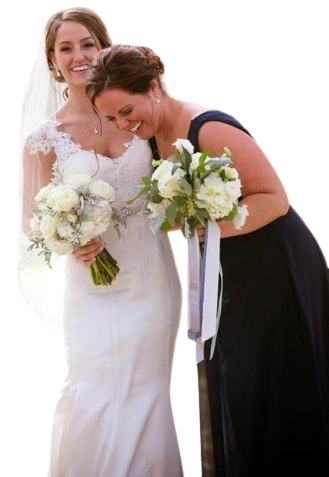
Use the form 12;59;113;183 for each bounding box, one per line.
18;32;66;325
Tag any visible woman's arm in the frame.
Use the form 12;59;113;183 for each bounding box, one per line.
198;121;289;238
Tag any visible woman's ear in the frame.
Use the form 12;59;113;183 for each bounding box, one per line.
149;78;160;94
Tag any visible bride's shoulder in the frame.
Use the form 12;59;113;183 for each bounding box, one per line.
24;116;68;156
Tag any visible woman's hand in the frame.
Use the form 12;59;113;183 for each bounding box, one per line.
73;237;104;266
168;222;182;233
196;224;205;243
169;221;205;242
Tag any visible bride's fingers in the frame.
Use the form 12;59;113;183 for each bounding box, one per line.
73;237;104;263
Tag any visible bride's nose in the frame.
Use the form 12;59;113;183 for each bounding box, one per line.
73;47;85;62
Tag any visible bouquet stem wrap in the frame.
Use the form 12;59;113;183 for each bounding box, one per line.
188;221;222;363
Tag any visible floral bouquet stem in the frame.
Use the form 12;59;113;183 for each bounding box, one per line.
90;248;120;286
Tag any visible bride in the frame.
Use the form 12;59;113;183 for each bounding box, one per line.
19;8;183;476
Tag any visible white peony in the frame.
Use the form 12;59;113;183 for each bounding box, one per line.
195;173;235;220
44;238;72;255
40;215;58;239
34;183;55;202
152;161;186;199
147;198;171;218
46;185;80;212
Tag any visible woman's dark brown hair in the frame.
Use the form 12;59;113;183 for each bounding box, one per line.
86;44;165;105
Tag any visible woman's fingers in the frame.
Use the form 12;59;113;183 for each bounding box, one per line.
196;224;205;243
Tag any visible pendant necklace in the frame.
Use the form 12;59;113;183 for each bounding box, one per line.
68;105;100;135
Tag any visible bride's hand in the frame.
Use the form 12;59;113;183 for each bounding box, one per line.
73;237;104;266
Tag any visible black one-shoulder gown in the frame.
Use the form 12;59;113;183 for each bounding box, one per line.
186;111;329;476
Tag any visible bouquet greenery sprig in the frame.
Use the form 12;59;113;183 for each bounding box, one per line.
128;139;248;238
28;169;119;286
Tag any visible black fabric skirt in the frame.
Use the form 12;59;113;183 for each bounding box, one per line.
203;207;329;476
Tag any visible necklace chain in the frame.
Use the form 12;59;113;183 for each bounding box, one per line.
156;114;175;160
68;105;100;135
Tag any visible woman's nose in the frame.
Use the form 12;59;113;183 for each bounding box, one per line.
115;118;130;130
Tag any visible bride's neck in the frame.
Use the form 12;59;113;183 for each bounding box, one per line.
65;87;95;114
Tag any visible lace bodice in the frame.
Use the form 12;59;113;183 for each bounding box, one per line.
26;119;151;210
25;119;176;293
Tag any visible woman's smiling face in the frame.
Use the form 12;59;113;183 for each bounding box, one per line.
95;85;161;138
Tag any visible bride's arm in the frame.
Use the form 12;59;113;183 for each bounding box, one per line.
21;147;55;235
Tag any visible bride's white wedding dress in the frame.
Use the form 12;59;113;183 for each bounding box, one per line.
26;120;183;477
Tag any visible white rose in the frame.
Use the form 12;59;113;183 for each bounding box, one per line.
233;205;249;229
173;139;194;154
47;185;80;212
89;180;115;201
40;215;58;239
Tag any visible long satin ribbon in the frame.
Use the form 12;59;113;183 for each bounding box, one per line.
188;221;222;362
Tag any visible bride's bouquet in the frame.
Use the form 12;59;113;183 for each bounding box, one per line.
128;138;248;361
128;138;248;238
28;169;119;286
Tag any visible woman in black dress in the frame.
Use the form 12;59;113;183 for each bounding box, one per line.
81;45;329;476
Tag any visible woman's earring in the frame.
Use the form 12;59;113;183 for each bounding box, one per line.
56;70;62;78
155;98;160;104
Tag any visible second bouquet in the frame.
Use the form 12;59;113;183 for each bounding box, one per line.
128;138;248;238
128;138;248;361
28;169;119;286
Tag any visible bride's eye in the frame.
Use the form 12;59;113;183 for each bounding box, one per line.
83;42;95;49
60;46;71;52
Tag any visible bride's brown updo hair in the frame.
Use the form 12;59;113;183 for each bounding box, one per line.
86;44;165;105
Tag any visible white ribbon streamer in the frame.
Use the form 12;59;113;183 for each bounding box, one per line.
187;233;201;341
187;221;223;362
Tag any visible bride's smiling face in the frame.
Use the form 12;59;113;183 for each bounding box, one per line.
49;21;100;88
95;87;160;139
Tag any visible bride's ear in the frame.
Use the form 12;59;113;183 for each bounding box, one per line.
48;51;57;71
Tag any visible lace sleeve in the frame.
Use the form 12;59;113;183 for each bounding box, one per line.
18;123;65;327
19;138;56;235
